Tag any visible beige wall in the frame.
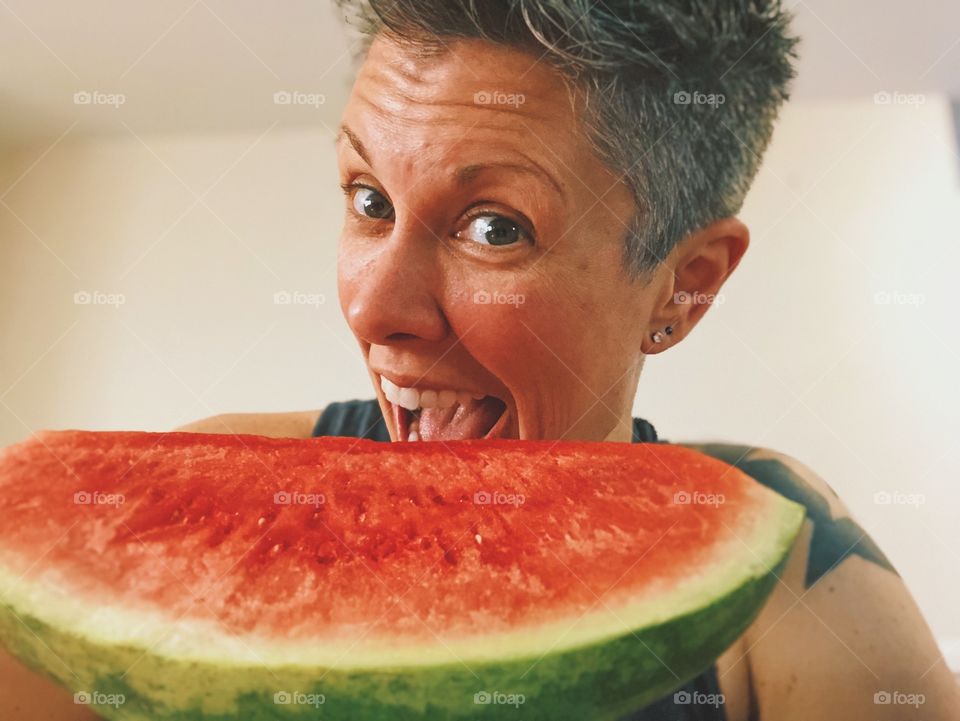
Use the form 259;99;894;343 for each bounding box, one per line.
1;96;958;658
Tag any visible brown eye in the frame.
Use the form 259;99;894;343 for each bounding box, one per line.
458;214;528;246
352;186;394;220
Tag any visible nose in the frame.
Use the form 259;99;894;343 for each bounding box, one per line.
342;223;449;345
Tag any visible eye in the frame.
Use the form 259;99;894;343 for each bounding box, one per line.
349;185;394;220
458;214;529;247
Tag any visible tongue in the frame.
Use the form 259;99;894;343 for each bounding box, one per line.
418;397;505;441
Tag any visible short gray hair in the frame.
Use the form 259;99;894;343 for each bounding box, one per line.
335;0;800;280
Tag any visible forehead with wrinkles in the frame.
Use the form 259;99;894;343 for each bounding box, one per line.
338;35;621;205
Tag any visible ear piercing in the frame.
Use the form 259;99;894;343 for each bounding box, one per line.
650;325;674;344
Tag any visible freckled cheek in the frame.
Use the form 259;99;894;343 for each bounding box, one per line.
444;290;585;396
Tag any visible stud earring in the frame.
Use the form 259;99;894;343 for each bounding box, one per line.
650;325;675;344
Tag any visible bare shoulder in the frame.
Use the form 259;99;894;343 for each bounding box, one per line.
681;442;960;720
174;409;323;439
678;442;892;583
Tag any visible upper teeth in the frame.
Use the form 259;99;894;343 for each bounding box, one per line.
380;377;484;411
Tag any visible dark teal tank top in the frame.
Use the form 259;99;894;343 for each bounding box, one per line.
313;399;729;721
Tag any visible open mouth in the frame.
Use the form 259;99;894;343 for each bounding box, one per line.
380;376;510;442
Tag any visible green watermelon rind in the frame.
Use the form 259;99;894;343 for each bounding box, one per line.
0;494;804;721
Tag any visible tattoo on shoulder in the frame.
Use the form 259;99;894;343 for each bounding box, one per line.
681;443;898;588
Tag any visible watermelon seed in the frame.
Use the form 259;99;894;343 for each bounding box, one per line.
257;511;278;528
354;501;368;524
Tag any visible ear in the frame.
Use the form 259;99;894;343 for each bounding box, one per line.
642;217;749;355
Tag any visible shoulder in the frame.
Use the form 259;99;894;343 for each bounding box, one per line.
174;409;323;439
677;442;896;587
175;400;388;441
676;442;845;516
678;442;960;720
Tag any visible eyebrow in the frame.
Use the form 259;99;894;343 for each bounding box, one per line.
336;124;564;197
455;162;563;196
337;125;372;167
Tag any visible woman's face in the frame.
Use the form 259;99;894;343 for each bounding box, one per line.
335;36;667;443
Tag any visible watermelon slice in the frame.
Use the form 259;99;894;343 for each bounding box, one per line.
0;431;803;720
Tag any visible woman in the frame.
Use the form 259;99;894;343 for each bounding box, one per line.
4;1;957;719
186;2;959;718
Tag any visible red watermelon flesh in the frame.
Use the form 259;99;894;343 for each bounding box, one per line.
0;431;804;720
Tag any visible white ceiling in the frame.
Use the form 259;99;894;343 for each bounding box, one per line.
1;0;958;143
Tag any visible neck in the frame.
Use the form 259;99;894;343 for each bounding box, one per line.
602;414;634;443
